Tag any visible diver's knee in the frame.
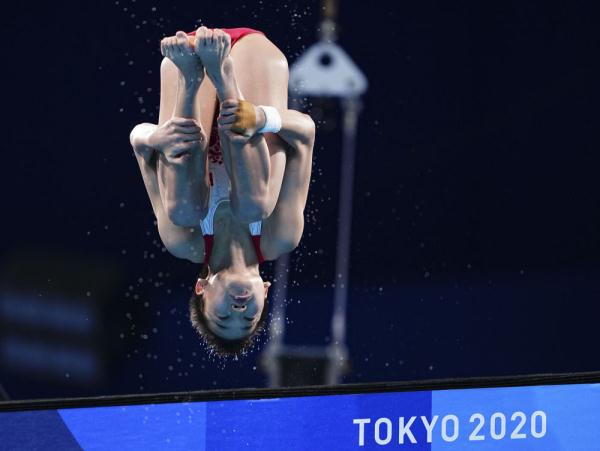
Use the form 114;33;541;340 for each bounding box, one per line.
231;197;269;224
166;201;204;227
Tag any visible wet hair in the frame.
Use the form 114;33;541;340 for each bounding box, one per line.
188;264;269;358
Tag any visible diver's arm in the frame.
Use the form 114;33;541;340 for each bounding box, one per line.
129;123;205;263
130;123;162;217
257;109;316;259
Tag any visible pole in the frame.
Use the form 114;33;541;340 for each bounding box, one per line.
0;382;9;401
331;96;362;348
320;0;338;42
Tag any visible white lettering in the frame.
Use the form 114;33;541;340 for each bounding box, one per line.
490;412;506;440
531;411;547;438
510;411;527;439
420;415;439;443
353;410;547;446
374;418;392;445
398;416;417;444
441;415;459;442
490;412;506;439
353;418;371;447
469;413;485;441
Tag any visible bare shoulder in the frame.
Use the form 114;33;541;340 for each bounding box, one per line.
260;228;298;262
260;208;304;261
157;217;206;264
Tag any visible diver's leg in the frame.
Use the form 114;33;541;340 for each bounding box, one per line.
155;31;213;226
258;109;315;257
194;28;288;223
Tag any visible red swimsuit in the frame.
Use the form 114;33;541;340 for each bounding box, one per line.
186;27;264;46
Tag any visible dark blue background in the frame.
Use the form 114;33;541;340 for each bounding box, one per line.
1;0;599;400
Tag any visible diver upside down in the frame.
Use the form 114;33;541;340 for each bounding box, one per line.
129;27;315;356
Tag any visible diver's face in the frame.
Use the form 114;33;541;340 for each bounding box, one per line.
201;269;269;340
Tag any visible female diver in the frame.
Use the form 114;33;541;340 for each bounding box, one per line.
129;27;315;356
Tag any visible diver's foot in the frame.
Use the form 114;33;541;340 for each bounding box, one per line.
161;31;205;86
193;27;236;99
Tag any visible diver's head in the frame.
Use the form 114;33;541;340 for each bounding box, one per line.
189;264;270;357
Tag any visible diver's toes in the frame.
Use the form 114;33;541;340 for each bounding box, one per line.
175;31;188;48
223;32;231;49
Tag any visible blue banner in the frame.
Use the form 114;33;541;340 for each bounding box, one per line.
1;383;599;450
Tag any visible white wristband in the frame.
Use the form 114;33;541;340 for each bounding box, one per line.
257;105;282;134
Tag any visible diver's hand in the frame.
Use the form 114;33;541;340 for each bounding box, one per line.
148;117;205;158
217;99;264;144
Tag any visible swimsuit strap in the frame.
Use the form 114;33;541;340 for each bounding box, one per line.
200;201;264;265
201;228;265;265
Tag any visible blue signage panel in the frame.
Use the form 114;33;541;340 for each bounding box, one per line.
1;383;599;450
